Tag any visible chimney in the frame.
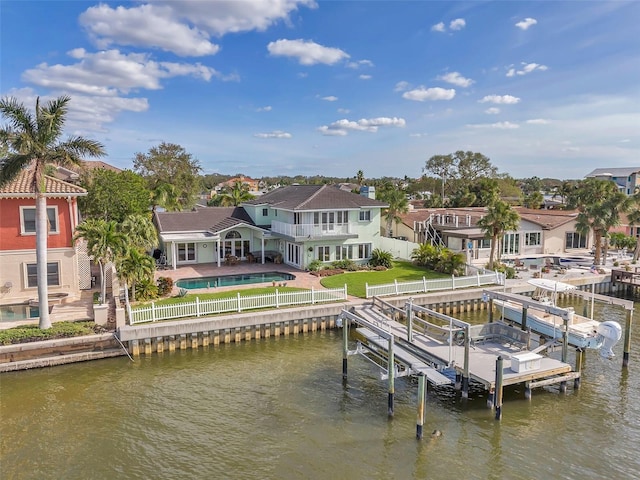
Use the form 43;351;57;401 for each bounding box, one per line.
360;185;376;199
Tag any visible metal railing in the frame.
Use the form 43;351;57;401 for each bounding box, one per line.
365;271;503;298
128;285;348;325
271;221;353;238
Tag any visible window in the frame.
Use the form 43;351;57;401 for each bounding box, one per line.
26;262;60;288
20;206;58;235
262;208;268;217
525;232;541;246
359;210;371;221
478;238;491;249
335;245;350;260
357;243;372;259
177;243;196;262
501;233;520;255
566;232;586;249
318;246;330;261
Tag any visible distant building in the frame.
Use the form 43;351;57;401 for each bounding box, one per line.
585;167;640;195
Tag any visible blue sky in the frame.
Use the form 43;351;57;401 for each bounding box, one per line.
1;1;638;180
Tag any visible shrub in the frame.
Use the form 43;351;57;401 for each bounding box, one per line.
369;248;393;269
157;276;174;296
177;288;188;297
307;260;323;272
493;263;516;279
135;279;158;301
332;259;357;271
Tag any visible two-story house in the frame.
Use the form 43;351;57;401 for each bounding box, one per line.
586;167;640;196
153;184;388;270
0;169;89;306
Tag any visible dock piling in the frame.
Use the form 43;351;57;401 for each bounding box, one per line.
388;336;395;417
342;316;348;380
623;310;633;369
416;374;426;440
494;356;504;421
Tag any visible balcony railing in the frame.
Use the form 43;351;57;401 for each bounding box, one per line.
271;220;354;238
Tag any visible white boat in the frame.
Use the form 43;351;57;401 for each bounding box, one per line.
493;279;622;357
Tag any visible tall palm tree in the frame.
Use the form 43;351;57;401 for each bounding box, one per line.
73;219;126;305
377;188;409;238
0;96;105;329
477;200;520;270
627;191;640;261
116;248;155;302
568;178;630;265
218;181;254;206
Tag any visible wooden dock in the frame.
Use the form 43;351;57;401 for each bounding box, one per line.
339;297;580;435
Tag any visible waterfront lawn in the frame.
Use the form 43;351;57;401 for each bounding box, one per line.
320;260;448;298
135;286;307;308
0;321;105;345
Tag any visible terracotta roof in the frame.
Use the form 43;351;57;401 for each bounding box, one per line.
243;184;388;210
0;169;87;197
154;207;256;234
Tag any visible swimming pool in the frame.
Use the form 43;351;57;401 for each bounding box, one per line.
175;272;296;289
0;303;40;322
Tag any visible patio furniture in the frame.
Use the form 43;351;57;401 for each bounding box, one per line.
225;255;239;265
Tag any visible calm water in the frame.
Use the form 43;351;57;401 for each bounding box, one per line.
176;271;296;289
0;304;39;322
1;298;639;479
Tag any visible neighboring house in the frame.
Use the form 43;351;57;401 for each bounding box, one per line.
395;207;592;265
0;170;90;306
54;160;123;185
216;175;260;193
153;184;388;270
586;167;640;196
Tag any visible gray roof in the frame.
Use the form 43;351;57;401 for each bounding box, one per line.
154;207;255;234
243;184;388;210
586;167;640;178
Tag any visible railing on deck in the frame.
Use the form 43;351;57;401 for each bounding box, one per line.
271;220;353;238
128;286;348;325
365;271;503;298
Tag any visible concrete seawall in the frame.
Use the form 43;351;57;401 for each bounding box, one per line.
1;276;615;371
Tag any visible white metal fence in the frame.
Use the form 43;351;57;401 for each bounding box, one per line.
365;271;503;298
128;286;348;325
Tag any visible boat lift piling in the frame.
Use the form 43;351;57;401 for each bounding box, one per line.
494;356;504;420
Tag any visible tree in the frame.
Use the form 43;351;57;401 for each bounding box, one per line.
211;180;255;206
523;191;544;209
73;219;126;305
477;200;520;270
567;178;630;265
552;180;576;207
424;154;455;202
121;214;158;252
627;192;640;261
79;169;151;222
453;151;497;183
377;187;409;238
133;142;201;211
356;170;364;186
116;248;155;302
0;96;105;329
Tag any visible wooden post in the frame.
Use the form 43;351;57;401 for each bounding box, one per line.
623;310;633;369
388;336;395;417
495;356;504;420
488;299;494;323
521;306;528;331
574;348;584;389
487;387;495;409
524;382;532;400
406;301;413;343
416;374;426;440
342;316;349;380
462;325;470;398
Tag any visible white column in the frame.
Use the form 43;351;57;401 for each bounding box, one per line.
171;242;177;270
261;237;265;264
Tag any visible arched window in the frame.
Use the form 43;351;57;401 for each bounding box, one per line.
225;230;241;239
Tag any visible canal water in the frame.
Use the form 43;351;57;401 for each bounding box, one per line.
1;298;639;479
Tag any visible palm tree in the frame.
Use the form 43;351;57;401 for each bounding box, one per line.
116;248;155;302
568;178;630;265
477;200;520;270
217;181;255;206
121;214;158;253
377;188;409;238
0;96;105;329
627;192;640;261
73;219;126;305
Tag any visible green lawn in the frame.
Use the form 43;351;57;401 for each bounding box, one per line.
320;260;448;298
134;286;307;308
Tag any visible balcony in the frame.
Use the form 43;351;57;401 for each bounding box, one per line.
271;220;356;240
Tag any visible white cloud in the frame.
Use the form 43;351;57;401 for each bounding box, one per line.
267;39;349;65
409;133;428;138
431;22;446;32
515;17;538;30
479;94;521;104
22;49;220;95
467;121;520;129
394;81;409;92
254;130;292;139
506;62;548;77
318;116;405;136
346;59;374;69
449;18;466;30
526;118;550;124
403;87;456;101
337;108;350;114
79;1;316;56
359;74;372;80
256;105;272;112
438;72;474;87
485;107;501;115
322;95;338;102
